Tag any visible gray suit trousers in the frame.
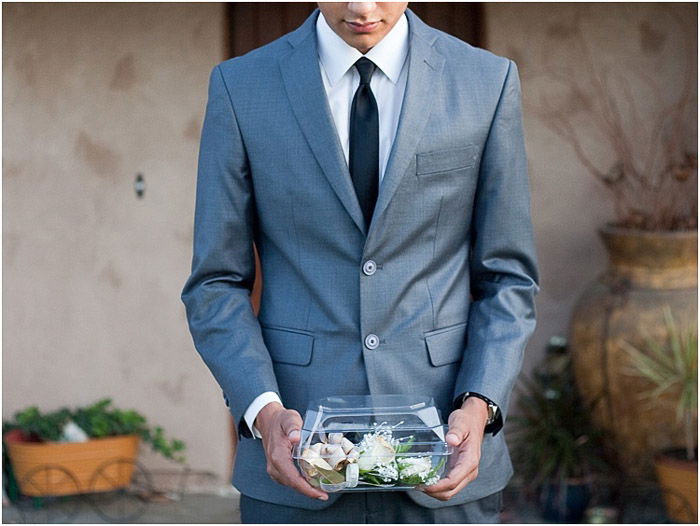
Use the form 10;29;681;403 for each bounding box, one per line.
240;490;503;524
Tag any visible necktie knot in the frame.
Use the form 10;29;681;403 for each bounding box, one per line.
355;57;376;86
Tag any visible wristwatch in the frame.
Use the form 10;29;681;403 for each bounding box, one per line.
461;392;499;426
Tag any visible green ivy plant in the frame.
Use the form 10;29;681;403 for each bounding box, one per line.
3;398;186;463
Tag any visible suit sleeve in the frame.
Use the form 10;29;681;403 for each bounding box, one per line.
453;59;539;434
181;64;280;438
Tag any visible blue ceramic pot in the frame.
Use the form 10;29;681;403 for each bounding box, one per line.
539;481;592;523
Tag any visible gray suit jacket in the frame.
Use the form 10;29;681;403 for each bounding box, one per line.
182;8;538;510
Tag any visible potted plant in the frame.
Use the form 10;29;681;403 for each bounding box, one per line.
527;5;698;476
2;398;185;497
622;307;697;523
509;338;610;522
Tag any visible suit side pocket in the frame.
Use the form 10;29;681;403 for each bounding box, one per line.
424;321;468;366
261;325;314;366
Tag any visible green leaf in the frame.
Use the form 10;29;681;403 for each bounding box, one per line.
315;466;344;484
398;473;424;485
394;436;415;455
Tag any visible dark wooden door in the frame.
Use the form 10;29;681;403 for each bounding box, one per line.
227;3;483;57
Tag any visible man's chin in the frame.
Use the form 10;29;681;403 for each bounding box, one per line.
347;36;378;53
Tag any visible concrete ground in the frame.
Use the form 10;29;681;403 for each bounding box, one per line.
2;481;671;523
3;492;240;524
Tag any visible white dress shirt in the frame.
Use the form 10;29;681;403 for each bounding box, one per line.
242;12;410;438
317;11;409;180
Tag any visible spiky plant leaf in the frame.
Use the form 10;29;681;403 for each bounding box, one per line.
621;307;697;459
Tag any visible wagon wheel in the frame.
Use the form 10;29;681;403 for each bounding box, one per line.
87;457;153;523
15;464;82;524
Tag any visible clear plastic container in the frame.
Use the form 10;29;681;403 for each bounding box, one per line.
292;395;454;492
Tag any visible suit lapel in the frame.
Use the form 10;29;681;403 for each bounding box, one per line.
369;10;446;238
279;11;367;235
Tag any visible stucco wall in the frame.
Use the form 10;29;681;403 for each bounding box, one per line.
3;2;697;488
3;3;231;482
484;2;697;376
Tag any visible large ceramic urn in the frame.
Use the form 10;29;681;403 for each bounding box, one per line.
569;226;698;478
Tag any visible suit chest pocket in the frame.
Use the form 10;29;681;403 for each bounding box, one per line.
416;145;479;177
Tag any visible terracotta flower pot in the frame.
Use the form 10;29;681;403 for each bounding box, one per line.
4;431;140;497
655;449;698;523
569;226;698;477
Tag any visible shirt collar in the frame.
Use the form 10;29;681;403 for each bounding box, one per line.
316;11;409;87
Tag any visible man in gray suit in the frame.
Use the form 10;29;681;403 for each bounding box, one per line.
182;2;538;523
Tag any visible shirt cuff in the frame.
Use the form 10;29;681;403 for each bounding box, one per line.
243;391;283;439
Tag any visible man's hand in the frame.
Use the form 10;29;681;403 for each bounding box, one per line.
255;402;329;501
420;397;488;501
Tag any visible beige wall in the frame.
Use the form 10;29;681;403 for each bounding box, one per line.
3;2;697;487
484;2;697;375
3;3;232;483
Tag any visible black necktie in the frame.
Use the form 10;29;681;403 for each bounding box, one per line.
349;57;379;228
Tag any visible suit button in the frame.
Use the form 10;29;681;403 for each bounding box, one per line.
362;260;377;276
364;334;379;350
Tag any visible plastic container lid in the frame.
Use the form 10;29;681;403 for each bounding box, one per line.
293;395;453;492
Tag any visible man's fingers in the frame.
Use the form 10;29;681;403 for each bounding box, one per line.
279;409;303;441
258;407;328;500
423;463;468;494
446;411;469;446
422;456;479;498
421;406;486;501
268;445;328;500
281;464;329;500
263;417;328;501
421;442;480;500
423;464;478;501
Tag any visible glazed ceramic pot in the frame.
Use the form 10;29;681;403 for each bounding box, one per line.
569;226;697;477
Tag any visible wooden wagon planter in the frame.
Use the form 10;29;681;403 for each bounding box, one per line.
4;430;152;522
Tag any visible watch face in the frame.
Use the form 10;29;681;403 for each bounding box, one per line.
486;404;497;424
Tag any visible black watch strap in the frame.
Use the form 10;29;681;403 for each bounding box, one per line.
454;391;503;436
